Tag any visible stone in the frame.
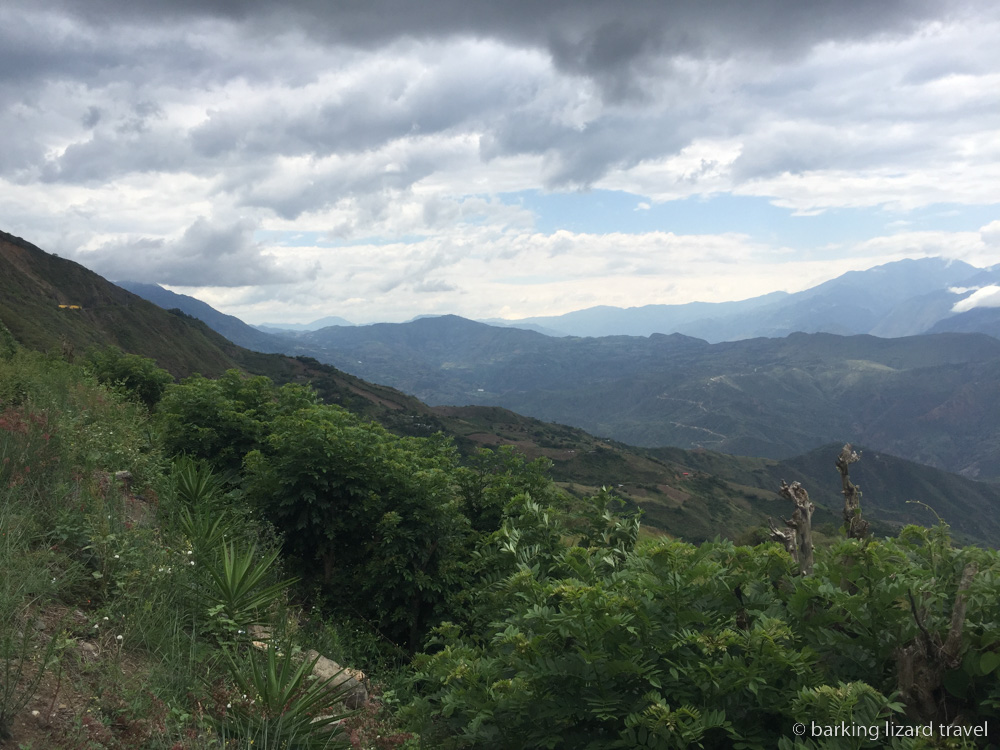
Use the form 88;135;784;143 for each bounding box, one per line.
248;624;273;642
301;649;368;709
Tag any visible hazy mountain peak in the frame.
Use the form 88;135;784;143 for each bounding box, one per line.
499;257;993;341
256;315;354;332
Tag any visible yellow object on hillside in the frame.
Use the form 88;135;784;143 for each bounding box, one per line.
58;304;82;309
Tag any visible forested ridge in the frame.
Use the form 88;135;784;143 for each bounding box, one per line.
1;321;998;748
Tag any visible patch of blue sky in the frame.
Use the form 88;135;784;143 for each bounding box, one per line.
502;190;1000;248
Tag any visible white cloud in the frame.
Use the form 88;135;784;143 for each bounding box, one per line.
952;285;1000;312
1;0;1000;322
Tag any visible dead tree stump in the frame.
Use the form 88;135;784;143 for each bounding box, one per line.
836;443;869;539
772;480;815;575
897;563;978;724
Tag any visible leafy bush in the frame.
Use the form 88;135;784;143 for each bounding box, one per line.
407;497;1000;748
245;405;471;650
157;370;315;474
84;345;174;408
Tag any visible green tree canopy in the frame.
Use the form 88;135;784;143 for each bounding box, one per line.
156;369;316;474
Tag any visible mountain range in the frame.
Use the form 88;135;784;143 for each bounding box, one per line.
5;228;1000;543
116;256;1000;482
493;257;1000;341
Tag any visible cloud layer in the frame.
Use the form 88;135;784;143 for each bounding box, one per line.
1;0;999;322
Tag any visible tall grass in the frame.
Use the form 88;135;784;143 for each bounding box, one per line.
0;349;362;747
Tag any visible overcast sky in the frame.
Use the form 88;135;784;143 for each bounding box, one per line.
3;0;1000;324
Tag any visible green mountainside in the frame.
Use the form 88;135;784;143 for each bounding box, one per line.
0;230;435;422
4;336;997;747
0;230;244;378
114;280;289;354
4;229;1000;544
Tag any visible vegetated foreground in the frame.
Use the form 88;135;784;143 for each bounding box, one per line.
1;325;998;749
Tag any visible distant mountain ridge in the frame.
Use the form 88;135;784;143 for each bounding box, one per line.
127;257;1000;344
500;258;1000;341
926;306;1000;337
255;315;354;333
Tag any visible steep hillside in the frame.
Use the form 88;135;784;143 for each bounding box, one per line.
115;281;289;353
0;230;453;424
0;230;244;378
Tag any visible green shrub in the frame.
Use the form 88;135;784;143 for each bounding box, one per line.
84;345;174;409
245;405;471;650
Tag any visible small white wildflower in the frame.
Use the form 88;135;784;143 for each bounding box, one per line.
226;702;231;709
187;550;193;555
116;635;123;641
189;561;195;566
51;577;57;584
103;616;109;621
93;623;99;629
113;554;119;560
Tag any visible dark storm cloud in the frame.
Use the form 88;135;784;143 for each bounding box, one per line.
4;0;999;322
6;0;993;195
0;11;120;87
9;0;973;91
